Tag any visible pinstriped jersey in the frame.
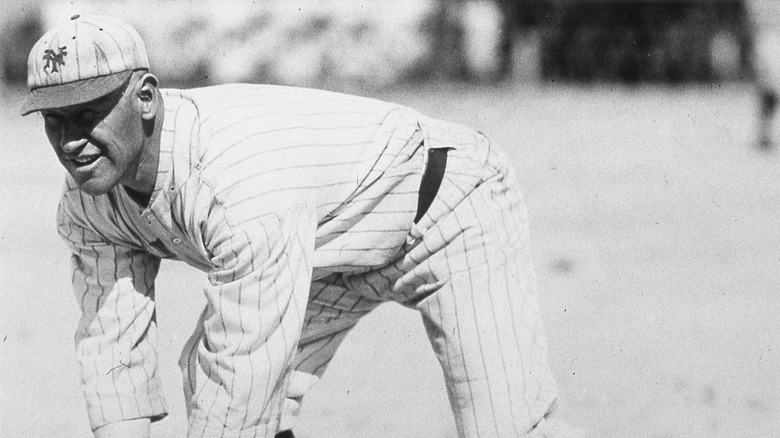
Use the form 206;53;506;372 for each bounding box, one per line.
56;84;485;436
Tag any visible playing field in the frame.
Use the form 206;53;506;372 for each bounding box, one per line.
1;82;778;437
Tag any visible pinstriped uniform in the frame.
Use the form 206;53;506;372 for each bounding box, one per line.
57;84;571;437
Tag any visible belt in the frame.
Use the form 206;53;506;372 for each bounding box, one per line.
414;148;448;224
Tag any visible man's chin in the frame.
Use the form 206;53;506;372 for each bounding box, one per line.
75;178;116;196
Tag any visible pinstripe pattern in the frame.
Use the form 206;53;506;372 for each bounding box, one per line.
56;84;572;437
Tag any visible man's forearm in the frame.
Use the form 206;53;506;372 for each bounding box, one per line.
94;418;150;438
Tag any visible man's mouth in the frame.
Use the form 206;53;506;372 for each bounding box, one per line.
70;154;101;167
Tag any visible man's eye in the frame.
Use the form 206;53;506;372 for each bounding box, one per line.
43;113;63;125
80;110;99;122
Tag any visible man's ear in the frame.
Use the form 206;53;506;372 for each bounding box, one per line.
137;72;160;121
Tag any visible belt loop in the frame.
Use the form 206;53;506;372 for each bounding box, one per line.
414;148;448;224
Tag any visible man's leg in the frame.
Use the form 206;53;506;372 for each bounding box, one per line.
279;273;382;432
380;143;579;437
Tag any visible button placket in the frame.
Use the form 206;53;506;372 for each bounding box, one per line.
139;207;194;260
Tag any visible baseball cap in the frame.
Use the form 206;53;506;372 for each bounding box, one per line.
20;14;150;116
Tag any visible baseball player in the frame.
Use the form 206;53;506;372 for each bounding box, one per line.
22;14;582;438
745;0;780;150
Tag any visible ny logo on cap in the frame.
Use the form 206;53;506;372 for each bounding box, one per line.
42;46;68;73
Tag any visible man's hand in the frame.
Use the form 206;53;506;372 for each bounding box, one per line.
94;418;151;438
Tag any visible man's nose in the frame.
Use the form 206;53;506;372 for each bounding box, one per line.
58;122;88;154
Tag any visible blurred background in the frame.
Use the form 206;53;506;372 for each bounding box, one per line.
1;1;779;438
0;0;757;88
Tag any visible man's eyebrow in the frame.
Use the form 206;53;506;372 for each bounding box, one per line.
83;87;125;109
89;96;118;109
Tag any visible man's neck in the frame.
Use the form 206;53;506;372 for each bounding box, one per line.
123;96;165;207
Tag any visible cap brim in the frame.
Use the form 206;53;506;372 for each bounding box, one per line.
19;70;135;116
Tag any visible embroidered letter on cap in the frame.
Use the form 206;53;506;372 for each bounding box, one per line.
42;46;67;73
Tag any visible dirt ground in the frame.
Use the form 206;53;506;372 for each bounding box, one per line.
1;82;778;437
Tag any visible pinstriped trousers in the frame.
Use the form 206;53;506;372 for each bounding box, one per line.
282;138;572;437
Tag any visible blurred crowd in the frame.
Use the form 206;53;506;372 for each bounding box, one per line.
0;0;761;88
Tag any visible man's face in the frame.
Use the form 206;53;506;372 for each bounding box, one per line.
41;83;145;196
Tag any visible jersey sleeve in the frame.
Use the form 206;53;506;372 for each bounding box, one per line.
187;199;316;437
57;197;168;430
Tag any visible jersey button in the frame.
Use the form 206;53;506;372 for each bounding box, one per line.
172;238;182;245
